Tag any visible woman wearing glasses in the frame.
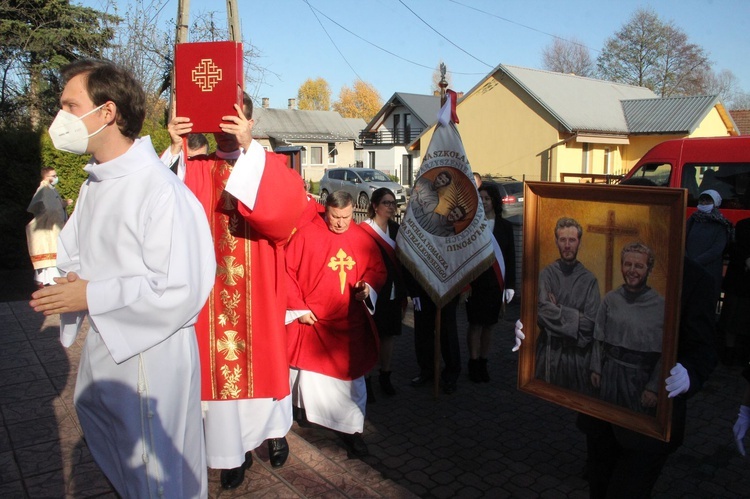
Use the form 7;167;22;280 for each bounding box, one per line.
361;188;408;396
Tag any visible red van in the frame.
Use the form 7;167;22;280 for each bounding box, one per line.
624;136;750;224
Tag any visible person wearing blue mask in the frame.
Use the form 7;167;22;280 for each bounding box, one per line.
686;189;733;311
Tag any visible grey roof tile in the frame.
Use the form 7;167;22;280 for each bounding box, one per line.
252;108;362;142
622;94;720;134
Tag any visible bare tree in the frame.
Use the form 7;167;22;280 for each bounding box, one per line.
597;8;710;97
730;92;750;110
96;0;275;120
542;37;594;77
702;68;750;110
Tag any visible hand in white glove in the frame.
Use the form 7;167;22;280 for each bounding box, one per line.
503;289;515;303
412;297;421;312
734;405;750;456
665;363;690;398
512;319;525;352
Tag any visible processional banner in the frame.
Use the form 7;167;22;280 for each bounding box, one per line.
396;90;495;308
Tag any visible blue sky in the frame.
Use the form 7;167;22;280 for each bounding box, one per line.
82;0;750;108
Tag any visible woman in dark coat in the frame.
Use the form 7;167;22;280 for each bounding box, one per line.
361;188;407;395
465;183;516;382
685;189;732;310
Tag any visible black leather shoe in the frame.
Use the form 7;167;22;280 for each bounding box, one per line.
220;451;252;490
267;437;289;467
337;431;369;458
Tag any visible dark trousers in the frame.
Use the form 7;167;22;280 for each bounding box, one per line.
413;294;461;383
582;416;669;499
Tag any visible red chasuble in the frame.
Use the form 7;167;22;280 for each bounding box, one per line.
286;216;387;380
184;150;307;400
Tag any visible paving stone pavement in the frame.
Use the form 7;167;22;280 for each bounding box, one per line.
1;274;749;497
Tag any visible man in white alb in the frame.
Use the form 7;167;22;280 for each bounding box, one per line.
30;59;215;499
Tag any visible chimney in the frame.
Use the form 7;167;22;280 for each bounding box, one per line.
262;97;269;108
288;98;296;110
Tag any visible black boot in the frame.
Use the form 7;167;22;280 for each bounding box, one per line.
336;431;370;457
479;357;490;382
365;376;376;404
267;437;289;468
220;451;253;490
468;358;481;383
379;370;396;395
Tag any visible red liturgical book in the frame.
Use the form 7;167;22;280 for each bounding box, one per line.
175;41;244;133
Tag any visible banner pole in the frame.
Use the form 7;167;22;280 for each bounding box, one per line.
433;306;442;398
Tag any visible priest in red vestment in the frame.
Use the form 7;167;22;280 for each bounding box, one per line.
163;94;307;490
285;190;386;457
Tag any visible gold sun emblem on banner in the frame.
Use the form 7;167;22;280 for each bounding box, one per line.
327;248;356;294
192;59;223;92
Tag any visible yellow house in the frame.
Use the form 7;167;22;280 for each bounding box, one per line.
412;64;738;182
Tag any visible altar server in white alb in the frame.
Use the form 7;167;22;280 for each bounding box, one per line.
30;59;215;499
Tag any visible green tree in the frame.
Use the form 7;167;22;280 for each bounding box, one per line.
333;80;382;121
0;0;118;130
596;8;709;97
297;77;331;111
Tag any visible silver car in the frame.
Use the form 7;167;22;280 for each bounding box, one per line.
319;168;406;207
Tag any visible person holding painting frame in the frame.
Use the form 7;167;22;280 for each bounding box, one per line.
578;253;717;498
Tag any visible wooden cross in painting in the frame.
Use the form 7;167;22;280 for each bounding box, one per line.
587;210;639;292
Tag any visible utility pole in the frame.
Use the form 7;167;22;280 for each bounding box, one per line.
226;0;241;41
169;0;191;118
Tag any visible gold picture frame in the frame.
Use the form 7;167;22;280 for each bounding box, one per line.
518;181;686;442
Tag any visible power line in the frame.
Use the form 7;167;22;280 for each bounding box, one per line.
398;0;494;68
447;0;600;54
304;1;486;77
303;0;364;83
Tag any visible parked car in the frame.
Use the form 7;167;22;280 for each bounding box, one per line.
484;177;524;220
318;167;407;207
623;136;750;224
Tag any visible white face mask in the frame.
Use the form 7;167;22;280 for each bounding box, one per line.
50;176;59;186
48;104;107;155
697;203;714;213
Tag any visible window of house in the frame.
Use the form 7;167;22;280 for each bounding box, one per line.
311;146;323;165
404;113;412;143
328;143;336;164
301;149;307;165
369;151;376;169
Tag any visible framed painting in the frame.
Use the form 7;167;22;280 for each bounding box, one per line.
518;181;686;441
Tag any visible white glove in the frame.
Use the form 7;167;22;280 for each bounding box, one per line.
734;405;750;456
503;289;515;303
665;363;690;398
512;319;525;352
412;297;421;312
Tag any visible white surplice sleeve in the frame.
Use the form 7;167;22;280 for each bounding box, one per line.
224;140;266;210
56;196;86;348
84;182;215;363
159;148;187;180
